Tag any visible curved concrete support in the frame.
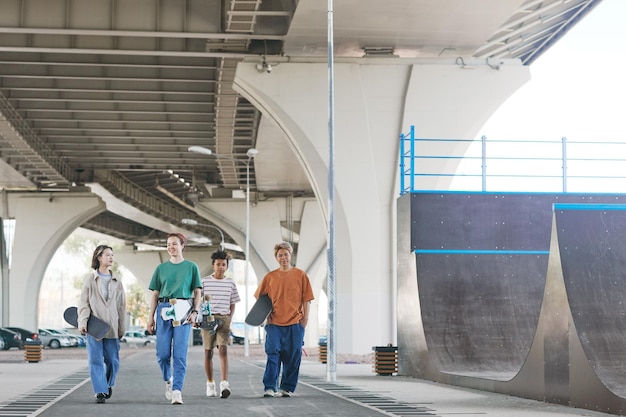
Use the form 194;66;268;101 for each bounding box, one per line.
234;59;530;353
301;246;326;348
5;192;105;329
292;199;327;346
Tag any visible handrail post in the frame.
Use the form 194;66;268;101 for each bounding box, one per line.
481;135;487;192
399;132;406;195
410;125;415;192
562;136;567;192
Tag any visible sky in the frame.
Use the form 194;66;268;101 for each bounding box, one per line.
455;0;626;192
482;0;625;141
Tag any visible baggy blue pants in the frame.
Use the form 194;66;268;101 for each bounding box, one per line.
86;335;120;394
155;302;192;391
263;323;305;393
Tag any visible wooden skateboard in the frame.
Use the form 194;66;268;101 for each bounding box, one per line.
63;306;110;340
160;298;194;326
245;294;273;326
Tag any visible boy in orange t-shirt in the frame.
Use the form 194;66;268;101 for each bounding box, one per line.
254;241;314;397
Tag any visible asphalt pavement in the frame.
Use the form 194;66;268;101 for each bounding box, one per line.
0;345;619;417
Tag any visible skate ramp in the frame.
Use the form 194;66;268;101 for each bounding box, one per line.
556;204;626;397
398;193;626;414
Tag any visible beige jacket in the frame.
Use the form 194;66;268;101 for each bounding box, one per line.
78;270;126;339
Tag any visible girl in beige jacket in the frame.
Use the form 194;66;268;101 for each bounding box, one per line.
78;245;126;404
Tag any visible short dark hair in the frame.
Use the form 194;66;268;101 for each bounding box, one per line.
211;250;231;266
91;245;113;270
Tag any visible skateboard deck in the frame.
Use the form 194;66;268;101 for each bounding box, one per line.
197;295;221;334
63;306;110;340
200;294;211;317
199;315;221;334
160;298;193;326
245;294;273;326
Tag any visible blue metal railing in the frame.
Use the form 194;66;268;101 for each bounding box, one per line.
399;125;626;195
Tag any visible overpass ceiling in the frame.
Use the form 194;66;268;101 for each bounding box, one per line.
0;0;602;246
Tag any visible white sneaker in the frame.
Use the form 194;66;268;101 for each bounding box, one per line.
165;379;173;400
220;380;231;398
171;390;183;405
279;390;292;397
206;381;216;397
263;390;275;397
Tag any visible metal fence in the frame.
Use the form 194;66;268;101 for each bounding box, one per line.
399;125;626;195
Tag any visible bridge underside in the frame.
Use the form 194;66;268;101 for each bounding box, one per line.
0;0;603;246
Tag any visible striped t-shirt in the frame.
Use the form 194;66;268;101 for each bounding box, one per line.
97;272;112;301
201;275;241;315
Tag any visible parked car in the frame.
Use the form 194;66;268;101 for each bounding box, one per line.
230;333;244;345
63;328;87;347
121;330;155;346
44;328;81;347
5;326;39;343
38;328;75;349
0;327;24;350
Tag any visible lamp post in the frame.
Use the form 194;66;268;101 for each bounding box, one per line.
188;145;257;357
180;218;225;251
327;0;337;382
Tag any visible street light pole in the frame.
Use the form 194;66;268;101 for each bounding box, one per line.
188;146;257;357
244;154;251;358
327;0;337;382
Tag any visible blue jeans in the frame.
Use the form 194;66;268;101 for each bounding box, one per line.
86;335;120;394
156;302;192;391
263;324;305;393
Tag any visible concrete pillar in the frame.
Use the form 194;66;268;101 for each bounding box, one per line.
234;59;530;353
3;192;105;329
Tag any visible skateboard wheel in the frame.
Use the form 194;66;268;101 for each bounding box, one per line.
170;298;177;305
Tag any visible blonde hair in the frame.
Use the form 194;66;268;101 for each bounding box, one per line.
273;241;293;257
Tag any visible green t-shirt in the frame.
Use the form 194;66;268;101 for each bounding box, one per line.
149;260;202;299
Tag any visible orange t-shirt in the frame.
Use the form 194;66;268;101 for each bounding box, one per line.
254;267;314;326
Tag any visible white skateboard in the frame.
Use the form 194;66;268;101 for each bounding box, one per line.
160;299;193;326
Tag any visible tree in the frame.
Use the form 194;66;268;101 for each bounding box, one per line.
126;281;149;327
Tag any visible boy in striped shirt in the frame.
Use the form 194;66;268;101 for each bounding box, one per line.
201;250;241;398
